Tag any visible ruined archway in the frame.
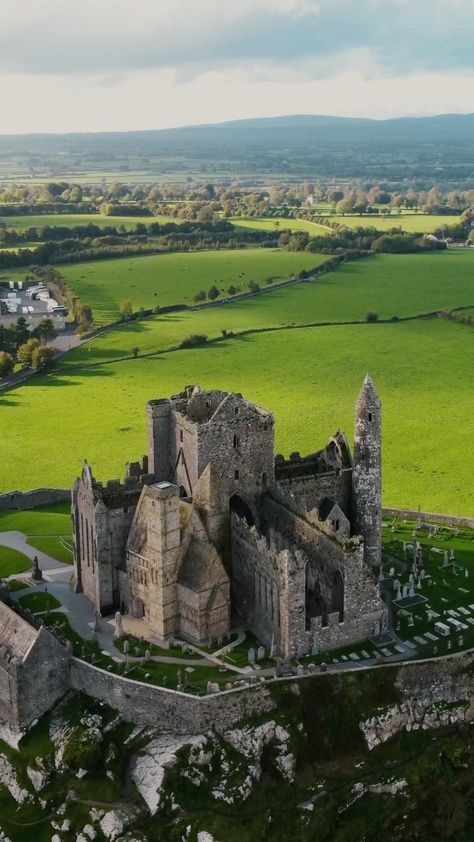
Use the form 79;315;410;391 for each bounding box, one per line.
229;492;255;528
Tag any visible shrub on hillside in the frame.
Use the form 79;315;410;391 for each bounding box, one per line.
179;334;208;349
366;311;379;323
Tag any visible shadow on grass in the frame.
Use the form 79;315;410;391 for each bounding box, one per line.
19;367;116;388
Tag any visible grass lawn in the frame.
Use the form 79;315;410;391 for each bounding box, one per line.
19;591;61;612
26;535;73;564
0;213;179;232
60;250;474;367
51;248;329;325
0;502;73;564
0;317;473;515
0;546;31;576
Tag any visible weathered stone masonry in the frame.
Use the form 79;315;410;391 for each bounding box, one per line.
71;379;388;659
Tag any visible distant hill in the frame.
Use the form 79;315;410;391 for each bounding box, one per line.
1;113;474;183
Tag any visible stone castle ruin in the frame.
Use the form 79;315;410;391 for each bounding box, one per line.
72;377;388;658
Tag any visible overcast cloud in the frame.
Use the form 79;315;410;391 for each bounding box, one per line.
1;0;473;133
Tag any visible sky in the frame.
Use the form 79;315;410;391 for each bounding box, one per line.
1;0;473;134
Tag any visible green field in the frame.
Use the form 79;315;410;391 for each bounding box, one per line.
231;216;331;234
232;213;459;235
326;213;459;233
0;213;179;231
1;251;473;514
54;248;328;325
61;251;474;367
1;317;473;514
0;503;73;563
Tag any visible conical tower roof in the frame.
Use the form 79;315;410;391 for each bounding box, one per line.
356;373;381;411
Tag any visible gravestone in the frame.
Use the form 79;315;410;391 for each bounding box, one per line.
248;647;256;664
145;648;151;662
123;639;129;655
257;645;266;661
389;566;395;578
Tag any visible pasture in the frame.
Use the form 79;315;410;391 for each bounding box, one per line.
231;216;331;234
233;213;459;235
0;213;179;231
325;213;459;233
1;317;473;515
55;248;328;324
61;250;474;367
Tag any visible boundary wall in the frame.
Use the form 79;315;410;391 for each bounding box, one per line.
383;507;474;529
0;488;70;511
70;649;474;736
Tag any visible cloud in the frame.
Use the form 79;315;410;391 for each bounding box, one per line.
0;0;473;79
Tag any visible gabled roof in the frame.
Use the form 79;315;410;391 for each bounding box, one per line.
178;537;229;593
0;601;38;662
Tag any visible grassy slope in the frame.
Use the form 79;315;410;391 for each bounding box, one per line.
60;251;474;366
49;248;326;325
1;318;473;514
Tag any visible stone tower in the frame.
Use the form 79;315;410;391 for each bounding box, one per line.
352;374;382;567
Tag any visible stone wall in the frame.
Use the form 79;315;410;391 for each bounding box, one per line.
70;658;275;733
277;471;351;520
383;507;474;529
68;649;474;744
0;488;69;511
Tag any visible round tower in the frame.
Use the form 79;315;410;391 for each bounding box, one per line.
352;374;382;566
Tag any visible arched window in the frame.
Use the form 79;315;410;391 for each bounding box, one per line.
233;434;240;448
262;472;268;487
368;412;373;422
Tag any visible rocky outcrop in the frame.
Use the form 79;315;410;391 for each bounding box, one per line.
361;699;472;750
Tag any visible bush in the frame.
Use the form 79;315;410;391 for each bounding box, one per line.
193;290;206;303
0;351;14;377
207;285;220;301
63;727;102;771
248;280;260;293
179;334;208;349
366;311;379;323
31;346;55;370
227;285;238;295
17;338;41;367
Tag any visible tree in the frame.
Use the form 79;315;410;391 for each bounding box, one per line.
120;299;133;319
31;345;55;371
207;285;220;301
131;347;140;358
0;352;14;377
17;338;41;367
34;318;57;345
193;290;206;303
366;311;379;323
227;285;238;296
